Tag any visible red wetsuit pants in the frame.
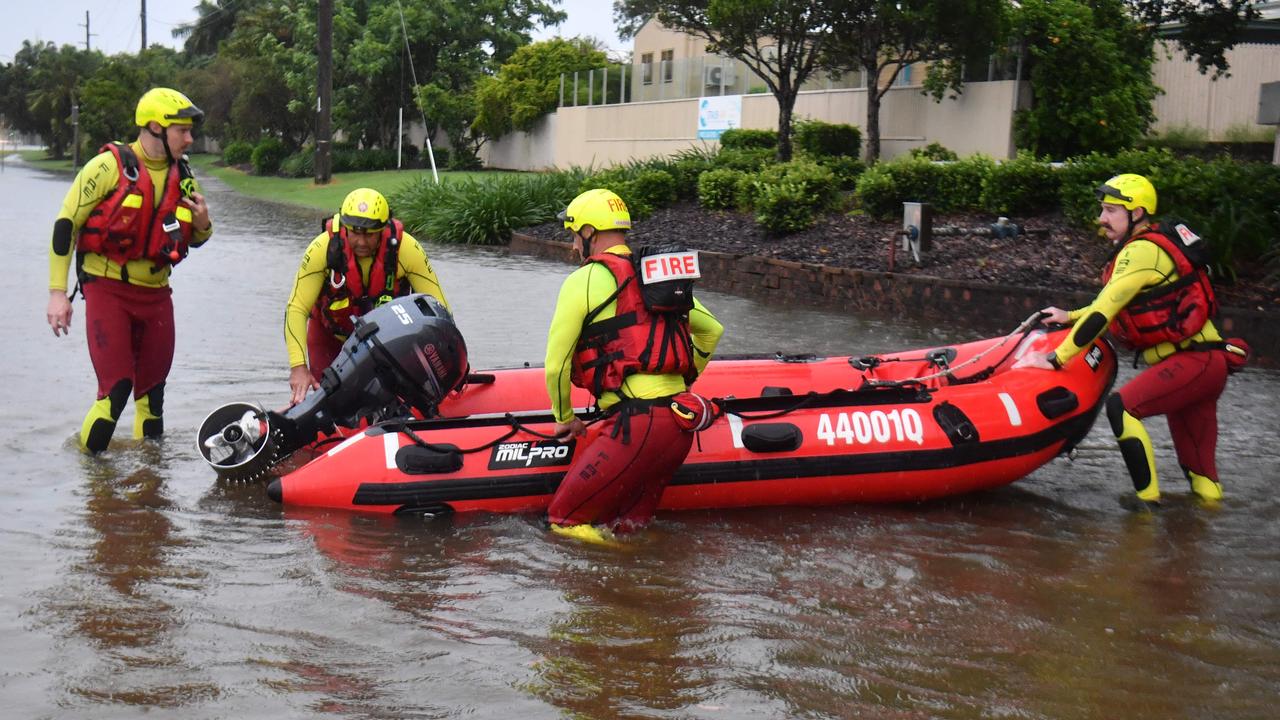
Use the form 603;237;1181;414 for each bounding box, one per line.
1118;349;1230;480
306;320;345;381
83;277;174;402
547;402;694;533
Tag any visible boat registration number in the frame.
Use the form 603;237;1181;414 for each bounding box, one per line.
815;409;925;447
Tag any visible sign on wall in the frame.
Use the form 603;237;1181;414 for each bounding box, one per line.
697;95;743;140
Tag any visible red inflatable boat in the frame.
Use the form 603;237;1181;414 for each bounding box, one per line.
262;326;1117;515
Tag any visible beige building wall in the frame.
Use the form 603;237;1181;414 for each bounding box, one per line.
482;81;1026;170
1152;41;1280;140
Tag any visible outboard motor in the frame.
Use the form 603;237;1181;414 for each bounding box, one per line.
197;294;468;480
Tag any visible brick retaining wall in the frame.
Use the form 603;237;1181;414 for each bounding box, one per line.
510;232;1277;365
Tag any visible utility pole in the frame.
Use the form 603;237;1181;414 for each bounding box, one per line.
71;96;81;168
314;0;333;184
79;11;97;51
140;0;147;51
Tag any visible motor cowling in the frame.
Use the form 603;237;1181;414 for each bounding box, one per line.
198;294;468;480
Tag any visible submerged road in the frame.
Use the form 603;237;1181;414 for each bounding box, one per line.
2;157;1278;718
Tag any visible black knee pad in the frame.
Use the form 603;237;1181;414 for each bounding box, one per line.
107;379;133;417
140;382;165;438
1105;393;1127;436
84;418;115;454
1118;437;1153;493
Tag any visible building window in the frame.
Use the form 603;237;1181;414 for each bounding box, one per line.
641;53;653;85
895;64;913;86
661;49;674;83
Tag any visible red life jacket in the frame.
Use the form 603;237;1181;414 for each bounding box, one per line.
76;142;195;270
571;251;697;397
1103;221;1218;350
312;216;408;339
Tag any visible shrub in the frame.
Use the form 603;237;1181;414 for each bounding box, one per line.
755;181;816;234
583;166;677;220
390;171;583;245
251;137;289;176
822;156;867;191
793;119;862;159
422;146;450;169
713;146;774;172
222;141;254;166
698;168;745;210
279;147;315;178
448;148;483;171
909;142;958;161
980;151;1060;215
719;128;777;151
755;159;839;213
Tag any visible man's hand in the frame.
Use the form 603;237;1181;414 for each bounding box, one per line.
553;418;586;443
1013;352;1058;371
183;191;211;232
47;290;73;337
289;365;319;405
1040;306;1070;325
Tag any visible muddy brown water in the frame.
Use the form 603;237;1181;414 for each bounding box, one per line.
3;159;1278;719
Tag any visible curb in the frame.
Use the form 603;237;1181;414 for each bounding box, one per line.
509;232;1278;366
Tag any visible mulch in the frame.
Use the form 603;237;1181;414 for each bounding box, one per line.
518;202;1279;310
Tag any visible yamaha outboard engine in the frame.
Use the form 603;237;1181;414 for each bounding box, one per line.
197;294;468;480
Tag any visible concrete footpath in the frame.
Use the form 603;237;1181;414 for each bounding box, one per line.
510;232;1277;366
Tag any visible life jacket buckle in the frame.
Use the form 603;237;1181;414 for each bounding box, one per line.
162;218;181;233
329;270;346;289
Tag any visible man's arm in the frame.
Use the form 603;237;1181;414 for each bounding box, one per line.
1049;240;1168;366
46;151;120;336
688;297;723;376
284;234;330;403
398;233;449;310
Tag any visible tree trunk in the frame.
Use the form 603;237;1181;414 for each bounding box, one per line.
864;63;882;163
776;87;797;162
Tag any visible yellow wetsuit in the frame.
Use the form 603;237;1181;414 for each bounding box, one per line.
544;245;724;423
1051;236;1220;367
49;141;213;290
283;230;449;368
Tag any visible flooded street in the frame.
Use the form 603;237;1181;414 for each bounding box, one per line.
3;157;1278;719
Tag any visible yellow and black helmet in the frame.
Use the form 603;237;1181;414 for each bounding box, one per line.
1096;173;1157;215
135;88;204;128
340;188;390;231
559;188;631;234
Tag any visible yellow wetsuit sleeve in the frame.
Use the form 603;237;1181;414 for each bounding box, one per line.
1051;239;1170;366
283;233;331;368
49;142;213;291
545;261;616;424
688;296;723;376
397;232;449;310
49;149;118;291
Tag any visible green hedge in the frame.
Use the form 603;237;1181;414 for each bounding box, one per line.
793;119;862;159
719;128;778;151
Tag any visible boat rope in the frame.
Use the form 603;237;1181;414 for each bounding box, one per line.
384;411;606;456
861;311;1048;389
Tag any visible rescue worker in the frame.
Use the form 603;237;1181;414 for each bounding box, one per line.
1016;174;1247;503
46;87;213;454
284;187;449;404
545;188;724;543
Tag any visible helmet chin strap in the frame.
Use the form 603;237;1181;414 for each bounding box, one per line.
146;124;177;163
577;227;597;263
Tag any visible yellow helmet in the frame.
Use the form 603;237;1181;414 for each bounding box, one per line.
560;188;631;234
1096;173;1157;215
135;87;204;128
340;188;390;231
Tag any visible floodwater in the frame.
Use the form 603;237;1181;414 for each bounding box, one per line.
3;157;1278;719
